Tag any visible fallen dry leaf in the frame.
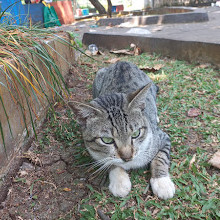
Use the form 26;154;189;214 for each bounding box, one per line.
140;64;164;72
57;170;65;174
110;43;141;56
187;108;201;117
63;187;71;192
85;50;92;56
134;47;141;56
23;152;42;166
198;64;210;69
85;49;104;56
189;154;196;169
183;76;193;80
140;66;155;72
97;50;105;55
152;208;160;216
80;63;95;68
110;49;134;55
209;150;220;169
105;58;121;64
130;43;141;56
154;63;164;70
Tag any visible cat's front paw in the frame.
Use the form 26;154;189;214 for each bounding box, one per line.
109;167;131;197
150;176;175;200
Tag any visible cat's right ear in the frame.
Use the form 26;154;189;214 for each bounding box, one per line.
128;82;152;111
68;101;102;127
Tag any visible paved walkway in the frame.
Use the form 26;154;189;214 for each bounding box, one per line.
58;7;220;44
57;7;220;66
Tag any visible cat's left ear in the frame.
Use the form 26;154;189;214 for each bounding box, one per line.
128;82;152;111
68;101;102;127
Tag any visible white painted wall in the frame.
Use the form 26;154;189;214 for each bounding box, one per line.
76;0;152;10
131;0;153;9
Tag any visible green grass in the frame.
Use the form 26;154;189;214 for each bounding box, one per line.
54;53;219;219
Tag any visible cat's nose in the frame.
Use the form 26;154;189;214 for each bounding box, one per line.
118;147;133;162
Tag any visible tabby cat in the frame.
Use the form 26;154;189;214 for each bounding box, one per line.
69;61;175;199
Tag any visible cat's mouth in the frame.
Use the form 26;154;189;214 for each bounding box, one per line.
120;156;133;162
117;147;136;163
118;152;138;165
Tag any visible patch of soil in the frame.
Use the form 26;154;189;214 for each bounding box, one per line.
0;65;104;219
185;129;203;154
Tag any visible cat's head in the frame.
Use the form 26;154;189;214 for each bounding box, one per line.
68;83;152;166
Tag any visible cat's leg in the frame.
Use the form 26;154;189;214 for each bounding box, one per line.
150;137;175;200
109;166;131;197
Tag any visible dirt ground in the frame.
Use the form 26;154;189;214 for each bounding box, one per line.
0;65;102;220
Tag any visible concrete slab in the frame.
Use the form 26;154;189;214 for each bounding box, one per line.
83;33;220;66
97;7;209;26
80;7;220;67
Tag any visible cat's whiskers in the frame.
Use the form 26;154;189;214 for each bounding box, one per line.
86;157;112;173
89;159;113;179
75;160;98;168
99;163;113;181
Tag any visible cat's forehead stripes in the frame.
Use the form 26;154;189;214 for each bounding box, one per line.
94;93;128;135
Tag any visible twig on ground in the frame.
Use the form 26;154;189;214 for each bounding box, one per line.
97;209;111;220
143;184;149;194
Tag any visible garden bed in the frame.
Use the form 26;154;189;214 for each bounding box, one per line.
0;52;219;219
0;30;75;184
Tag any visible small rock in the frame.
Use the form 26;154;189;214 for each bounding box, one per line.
19;170;28;176
21;162;35;171
209;150;220;169
50;161;66;172
60;201;72;212
41;154;60;166
187;108;201;117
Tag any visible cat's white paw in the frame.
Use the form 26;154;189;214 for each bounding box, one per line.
150;176;175;200
109;167;131;197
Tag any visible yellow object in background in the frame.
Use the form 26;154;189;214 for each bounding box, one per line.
42;1;50;8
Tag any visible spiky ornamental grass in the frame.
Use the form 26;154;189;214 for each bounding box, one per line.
0;21;78;155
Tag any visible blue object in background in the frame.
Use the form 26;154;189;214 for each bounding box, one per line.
1;0;44;26
82;8;89;16
23;3;44;26
1;0;26;25
112;6;116;12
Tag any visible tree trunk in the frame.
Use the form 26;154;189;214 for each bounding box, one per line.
107;0;112;18
71;0;76;15
89;0;106;14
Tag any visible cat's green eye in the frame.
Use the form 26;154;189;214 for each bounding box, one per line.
131;129;140;139
101;137;114;144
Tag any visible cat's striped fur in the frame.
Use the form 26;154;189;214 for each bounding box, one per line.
69;61;175;199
